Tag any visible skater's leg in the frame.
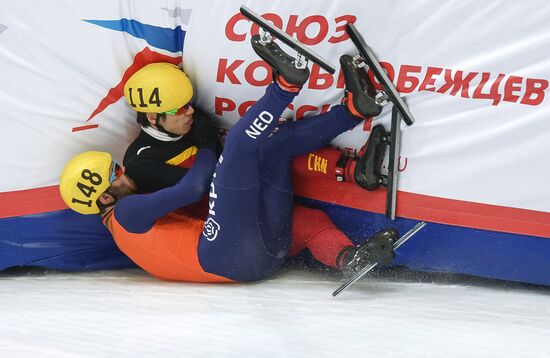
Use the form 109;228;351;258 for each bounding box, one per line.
289;204;353;268
252;105;365;245
256;105;359;191
224;83;297;153
290;206;400;272
197;161;295;282
291;147;342;181
267;105;360;158
197;33;314;281
252;107;357;254
218;84;297;188
198;183;287;281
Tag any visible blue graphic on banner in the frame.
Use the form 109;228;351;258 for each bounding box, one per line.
84;19;185;52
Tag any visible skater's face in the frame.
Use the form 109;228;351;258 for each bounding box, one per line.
153;105;195;136
107;172;138;199
97;163;138;212
145;105;195;136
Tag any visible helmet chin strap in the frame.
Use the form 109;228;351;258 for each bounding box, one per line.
155;115;181;138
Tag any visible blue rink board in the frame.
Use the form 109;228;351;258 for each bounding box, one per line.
1;201;549;286
0;210;134;271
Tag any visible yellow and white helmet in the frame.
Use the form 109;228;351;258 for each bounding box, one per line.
59;151;114;215
123;63;193;114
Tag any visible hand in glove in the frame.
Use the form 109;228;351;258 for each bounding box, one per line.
188;113;221;154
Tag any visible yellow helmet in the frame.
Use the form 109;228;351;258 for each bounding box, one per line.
123;63;193;113
59;151;113;215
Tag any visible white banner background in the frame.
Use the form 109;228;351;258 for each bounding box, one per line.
0;0;548;215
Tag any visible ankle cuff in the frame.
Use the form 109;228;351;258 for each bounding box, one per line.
343;92;365;119
276;75;302;92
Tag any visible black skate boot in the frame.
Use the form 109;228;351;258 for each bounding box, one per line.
353;124;389;190
336;228;398;273
251;34;310;92
340;54;382;118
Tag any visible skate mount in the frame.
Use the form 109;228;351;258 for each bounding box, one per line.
346;23;416;220
332;221;426;297
240;5;336;74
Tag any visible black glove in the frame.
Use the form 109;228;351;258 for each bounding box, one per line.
189;111;221;154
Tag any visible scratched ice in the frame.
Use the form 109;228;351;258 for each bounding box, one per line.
1;264;549;358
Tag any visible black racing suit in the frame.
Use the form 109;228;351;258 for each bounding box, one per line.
123;109;221;194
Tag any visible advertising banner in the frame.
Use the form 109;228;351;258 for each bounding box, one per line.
0;0;548;237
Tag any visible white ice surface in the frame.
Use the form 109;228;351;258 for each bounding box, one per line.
1;265;549;358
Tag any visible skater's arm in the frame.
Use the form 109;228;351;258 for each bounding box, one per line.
126;159;190;193
114;148;217;233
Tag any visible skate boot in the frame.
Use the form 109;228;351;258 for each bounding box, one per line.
251;34;310;92
336;228;398;273
353;124;389;190
340;54;382;118
335;125;389;190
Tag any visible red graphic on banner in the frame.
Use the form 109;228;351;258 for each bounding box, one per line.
73;48;181;132
221;11;548;110
226;12;356;45
72;124;99;132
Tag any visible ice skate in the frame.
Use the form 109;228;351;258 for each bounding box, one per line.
332;222;425;296
241;6;336;74
354;124;389;190
337;228;398;274
251;34;310;91
340;54;382;118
